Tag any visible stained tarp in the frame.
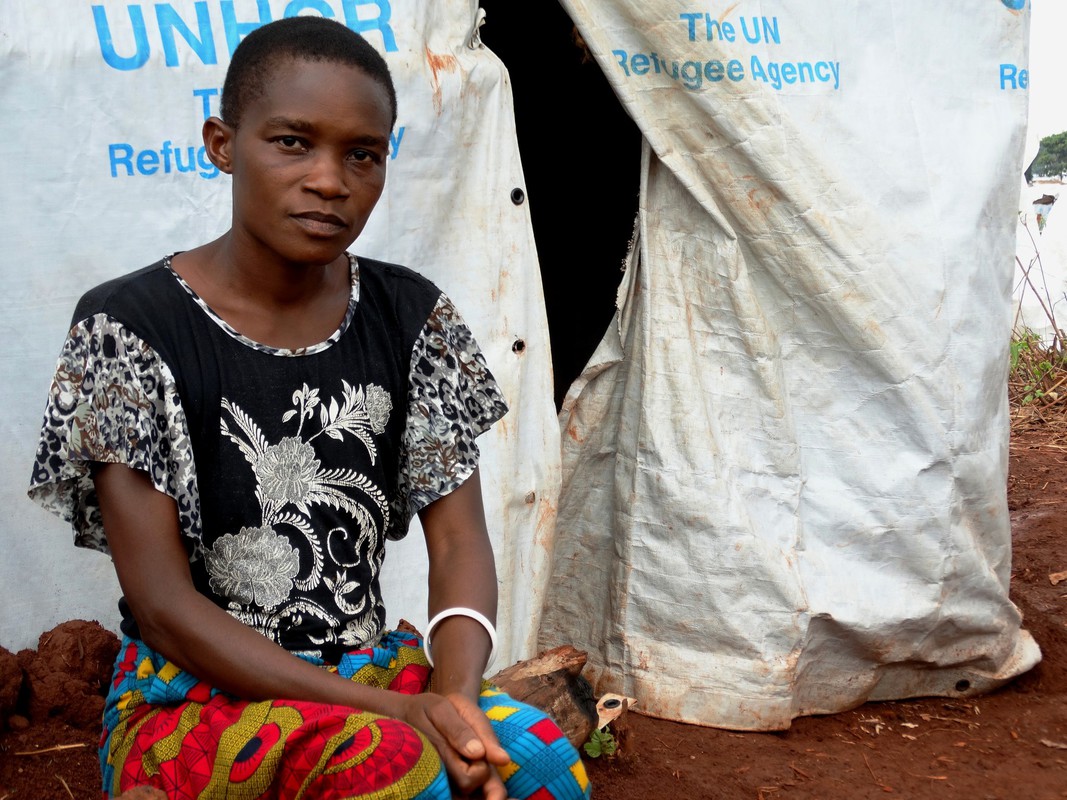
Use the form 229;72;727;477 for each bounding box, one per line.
540;0;1041;729
0;0;558;664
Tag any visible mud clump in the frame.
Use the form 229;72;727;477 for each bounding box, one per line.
22;619;120;730
0;644;21;725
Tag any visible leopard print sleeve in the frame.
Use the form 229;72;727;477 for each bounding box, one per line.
388;294;509;540
27;313;201;554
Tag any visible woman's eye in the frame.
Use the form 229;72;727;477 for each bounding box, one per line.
349;149;379;163
277;136;302;149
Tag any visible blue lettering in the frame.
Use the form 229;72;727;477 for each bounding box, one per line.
766;61;781;90
220;0;272;56
681;13;736;42
680;61;702;90
109;143;135;177
1000;63;1028;90
389;125;405;159
92;5;150;71
704;15;734;42
706;59;744;83
174;145;197;173
750;55;767;84
97;1;400;70
108;141;219;179
612;50;745;89
285;0;336;18
342;0;397;52
157;2;217;67
197;146;220;178
740;16;780;45
680;13;701;41
752;57;839;90
137;148;160;175
160;140;174;172
193;87;220;120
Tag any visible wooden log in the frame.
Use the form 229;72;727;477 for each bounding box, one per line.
488;645;599;748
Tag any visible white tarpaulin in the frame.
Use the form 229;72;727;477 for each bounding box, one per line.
0;1;559;665
540;0;1041;729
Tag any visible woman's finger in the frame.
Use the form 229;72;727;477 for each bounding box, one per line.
407;695;497;794
478;768;511;800
446;693;511;766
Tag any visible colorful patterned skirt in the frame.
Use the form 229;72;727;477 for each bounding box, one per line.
101;631;591;799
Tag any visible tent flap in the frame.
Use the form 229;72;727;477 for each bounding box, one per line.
541;0;1039;729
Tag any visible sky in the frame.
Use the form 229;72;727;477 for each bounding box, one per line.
1029;1;1067;147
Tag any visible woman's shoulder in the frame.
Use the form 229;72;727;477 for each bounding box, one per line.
354;255;443;303
72;257;178;327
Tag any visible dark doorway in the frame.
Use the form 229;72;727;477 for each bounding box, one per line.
479;2;641;407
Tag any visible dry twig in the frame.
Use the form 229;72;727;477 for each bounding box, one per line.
789;763;813;780
918;714;979;729
55;775;75;800
904;771;949;781
862;754;894;793
14;742;89;756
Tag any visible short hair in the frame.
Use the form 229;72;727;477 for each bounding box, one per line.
221;17;397;129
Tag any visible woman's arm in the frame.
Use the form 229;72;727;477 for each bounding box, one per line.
420;467;498;698
95;462;407;711
418;467;511;797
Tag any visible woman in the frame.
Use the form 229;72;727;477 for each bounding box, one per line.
29;16;589;800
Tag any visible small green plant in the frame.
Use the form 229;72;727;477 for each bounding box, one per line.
1010;330;1040;371
1010;328;1066;406
583;726;618;758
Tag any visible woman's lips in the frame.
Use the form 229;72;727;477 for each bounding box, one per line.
292;211;347;235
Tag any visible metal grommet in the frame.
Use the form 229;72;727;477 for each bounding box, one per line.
512;339;526;354
510;187;525;205
954;679;971;692
602;698;622;709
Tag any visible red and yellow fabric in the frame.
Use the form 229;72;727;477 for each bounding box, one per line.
101;631;590;800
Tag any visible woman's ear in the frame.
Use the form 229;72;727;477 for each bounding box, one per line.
203;116;236;174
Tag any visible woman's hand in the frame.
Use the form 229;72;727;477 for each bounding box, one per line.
398;691;511;799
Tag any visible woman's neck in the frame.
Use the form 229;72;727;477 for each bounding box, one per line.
171;235;353;349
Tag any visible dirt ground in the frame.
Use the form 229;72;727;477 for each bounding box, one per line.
2;423;1065;799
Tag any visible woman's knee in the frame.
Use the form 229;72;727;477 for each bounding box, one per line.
295;712;451;800
480;691;591;800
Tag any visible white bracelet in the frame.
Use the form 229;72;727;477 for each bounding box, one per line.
423;607;498;671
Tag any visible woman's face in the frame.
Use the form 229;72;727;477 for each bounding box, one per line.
211;56;393;268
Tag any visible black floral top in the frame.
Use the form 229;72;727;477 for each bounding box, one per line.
28;255;508;662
